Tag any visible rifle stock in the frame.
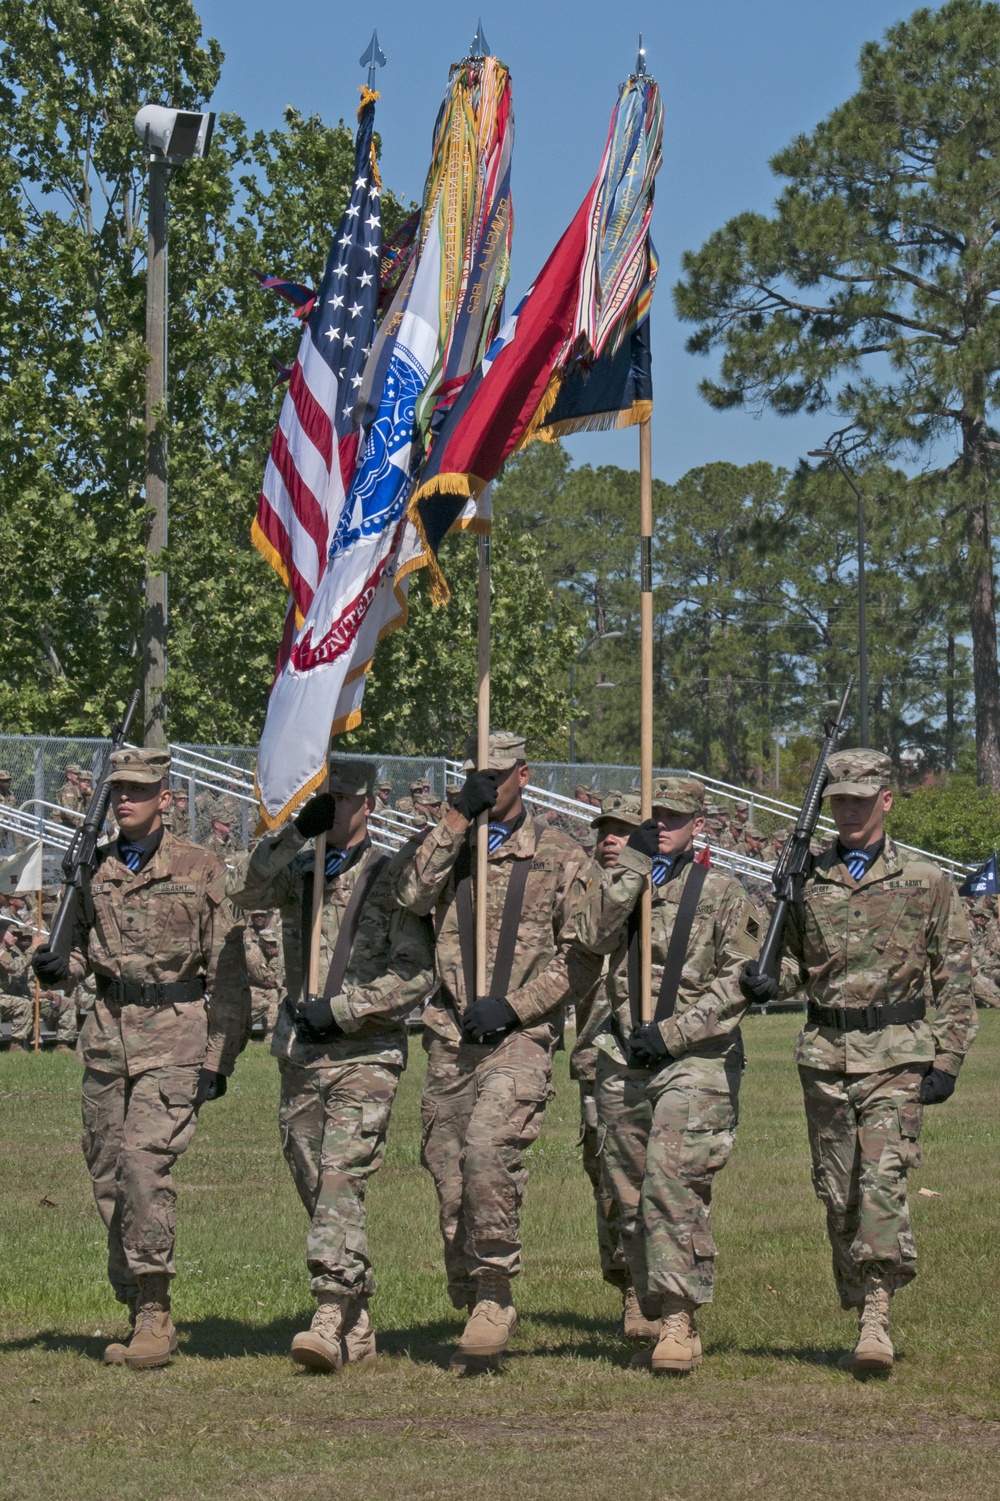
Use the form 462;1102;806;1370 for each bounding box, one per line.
47;689;142;967
757;678;854;985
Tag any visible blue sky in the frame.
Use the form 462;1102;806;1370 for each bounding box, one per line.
196;0;917;482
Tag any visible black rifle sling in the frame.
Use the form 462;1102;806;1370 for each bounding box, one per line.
454;841;533;1007
454;871;477;1010
626;908;641;1030
489;855;532;1001
318;851;390;1003
653;860;708;1024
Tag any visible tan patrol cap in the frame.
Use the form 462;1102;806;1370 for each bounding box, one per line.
744;823;767;842
733;801;749;815
376;780;392;792
328;757;376;796
65;763;84;776
409;778;431;795
824;747;893;798
0;768;10;780
591;791;642;829
651;776;705;816
108;747;170;786
462;730;526;772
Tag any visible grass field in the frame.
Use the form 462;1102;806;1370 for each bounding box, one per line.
1;1012;998;1501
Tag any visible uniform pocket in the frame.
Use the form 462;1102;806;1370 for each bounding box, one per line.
513;1066;550;1104
896;1100;923;1170
897;1101;923;1141
691;1230;718;1262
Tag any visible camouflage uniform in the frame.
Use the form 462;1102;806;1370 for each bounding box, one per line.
1;936;78;1046
576;778;761;1312
66;749;247;1303
569;791;644;1290
55;766;86;829
397;732;599;1308
787;750;977;1307
964;899;1000;1008
244;925;285;1034
1;940;34;1043
226;760;434;1301
203;825;239;862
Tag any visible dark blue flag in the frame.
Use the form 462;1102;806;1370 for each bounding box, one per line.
959;851;999;897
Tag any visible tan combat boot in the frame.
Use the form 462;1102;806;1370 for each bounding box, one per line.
342;1297;377;1367
850;1276;893;1373
122;1274;177;1370
290;1292;348;1372
621;1286;662;1342
650;1294;702;1374
451;1273;517;1369
103;1289;139;1366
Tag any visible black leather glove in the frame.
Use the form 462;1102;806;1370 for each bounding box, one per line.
294;994;344;1043
461;995;518;1044
32;946;69;985
626;820;661;860
628;1022;670;1068
294;793;338;838
919;1067;956;1106
195;1070;227;1108
453;770;498;822
739;959;779;1005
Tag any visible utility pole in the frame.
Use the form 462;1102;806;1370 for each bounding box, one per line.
144;156;169;746
133;104;215;746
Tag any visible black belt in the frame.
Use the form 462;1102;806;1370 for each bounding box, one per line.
96;976;205;1008
806;996;925;1033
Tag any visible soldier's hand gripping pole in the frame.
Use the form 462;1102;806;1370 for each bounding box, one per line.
45;688;142;972
754;677;854;988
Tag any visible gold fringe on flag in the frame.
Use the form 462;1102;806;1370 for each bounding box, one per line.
532;397;653;443
512;369;564;451
250;517;305;627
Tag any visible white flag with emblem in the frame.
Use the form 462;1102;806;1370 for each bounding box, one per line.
0;838;44;895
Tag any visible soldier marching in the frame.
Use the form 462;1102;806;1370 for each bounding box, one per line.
8;730;983;1386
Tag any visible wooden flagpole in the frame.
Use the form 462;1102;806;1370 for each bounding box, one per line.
475;528;491;1001
33;887;42;1052
639;418;654;1023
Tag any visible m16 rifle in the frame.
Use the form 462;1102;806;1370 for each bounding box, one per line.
754;678;855;987
44;689;142;972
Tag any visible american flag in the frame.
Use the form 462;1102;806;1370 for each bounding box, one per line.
252;95;384;624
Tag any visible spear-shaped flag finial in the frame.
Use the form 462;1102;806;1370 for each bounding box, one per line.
469;19;489;57
360;28;387;89
634;33;647;77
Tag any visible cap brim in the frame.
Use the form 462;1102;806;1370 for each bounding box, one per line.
824;780;883;797
591;813;641;829
108;770;164;786
651;801;698;816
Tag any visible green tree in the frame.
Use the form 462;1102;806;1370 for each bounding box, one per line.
888;774;1000;862
0;0;408;743
675;0;1000;786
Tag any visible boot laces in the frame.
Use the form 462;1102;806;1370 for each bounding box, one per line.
312;1300;345;1338
661;1309;690;1341
861;1287;889;1337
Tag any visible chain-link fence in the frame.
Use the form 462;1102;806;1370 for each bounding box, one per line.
0;733;973;878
